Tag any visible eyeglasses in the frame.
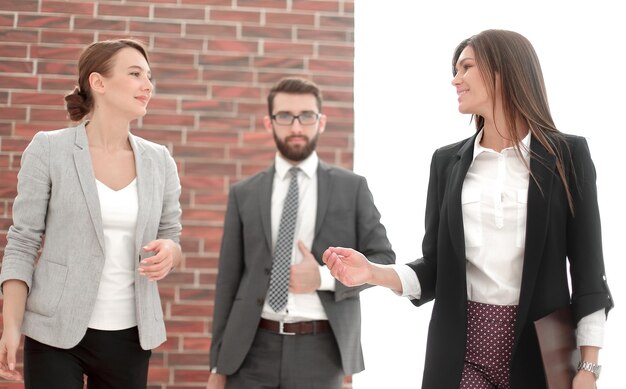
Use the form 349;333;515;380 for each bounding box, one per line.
271;112;320;126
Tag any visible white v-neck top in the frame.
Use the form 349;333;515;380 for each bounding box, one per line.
88;178;139;330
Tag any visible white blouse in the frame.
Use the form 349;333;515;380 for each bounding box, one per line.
88;178;139;330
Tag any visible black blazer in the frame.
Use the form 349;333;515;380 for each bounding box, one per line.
407;133;613;388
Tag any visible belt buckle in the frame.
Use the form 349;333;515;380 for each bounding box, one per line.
279;321;296;336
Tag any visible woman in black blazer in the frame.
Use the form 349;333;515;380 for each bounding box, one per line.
323;29;613;389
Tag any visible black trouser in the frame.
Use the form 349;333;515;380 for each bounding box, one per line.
24;327;151;389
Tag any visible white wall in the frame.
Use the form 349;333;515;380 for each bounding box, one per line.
353;1;625;387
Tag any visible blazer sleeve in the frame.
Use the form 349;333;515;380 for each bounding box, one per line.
407;149;441;306
334;176;395;301
0;132;51;293
157;145;182;243
209;187;244;369
566;137;613;321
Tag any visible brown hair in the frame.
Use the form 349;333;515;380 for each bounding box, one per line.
65;39;149;121
267;77;323;115
452;29;574;213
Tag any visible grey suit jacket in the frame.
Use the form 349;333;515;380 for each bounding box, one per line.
210;160;395;376
0;123;182;350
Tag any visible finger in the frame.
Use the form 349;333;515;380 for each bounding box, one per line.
297;240;310;254
328;246;353;257
143;239;163;253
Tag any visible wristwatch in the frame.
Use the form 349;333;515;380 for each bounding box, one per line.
577;360;601;380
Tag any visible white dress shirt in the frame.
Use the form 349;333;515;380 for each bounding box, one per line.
261;152;335;323
393;130;604;347
88;178;138;330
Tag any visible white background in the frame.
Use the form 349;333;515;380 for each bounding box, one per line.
353;1;625;387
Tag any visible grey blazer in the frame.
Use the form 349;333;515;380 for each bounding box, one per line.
0;123;182;350
210;161;395;376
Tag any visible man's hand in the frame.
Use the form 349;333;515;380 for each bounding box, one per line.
206;372;226;389
289;241;321;293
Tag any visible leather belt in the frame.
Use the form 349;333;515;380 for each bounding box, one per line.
259;318;331;336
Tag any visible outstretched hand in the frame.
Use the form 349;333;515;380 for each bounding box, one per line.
322;247;373;287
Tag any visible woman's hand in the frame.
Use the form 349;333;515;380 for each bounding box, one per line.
0;328;23;381
572;369;597;389
322;247;373;287
138;239;182;281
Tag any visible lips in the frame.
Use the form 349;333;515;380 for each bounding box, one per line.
135;96;150;104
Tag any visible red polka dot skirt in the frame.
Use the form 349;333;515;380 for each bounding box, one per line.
459;301;518;389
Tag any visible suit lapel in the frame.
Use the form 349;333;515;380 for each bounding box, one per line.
258;165;275;251
446;135;476;263
129;134;154;255
514;136;556;341
73;124;106;255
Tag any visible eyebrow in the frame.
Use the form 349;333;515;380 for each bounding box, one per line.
128;65;151;76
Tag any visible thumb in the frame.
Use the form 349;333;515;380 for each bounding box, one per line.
297;241;313;259
143;239;160;252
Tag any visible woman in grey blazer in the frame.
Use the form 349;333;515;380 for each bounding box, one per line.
0;39;182;388
323;30;612;389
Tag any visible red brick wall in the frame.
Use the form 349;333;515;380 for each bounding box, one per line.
0;0;354;387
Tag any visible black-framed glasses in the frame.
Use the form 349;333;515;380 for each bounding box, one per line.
271;112;320;126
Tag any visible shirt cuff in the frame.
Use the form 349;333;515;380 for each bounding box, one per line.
576;308;605;348
318;264;336;291
391;264;421;299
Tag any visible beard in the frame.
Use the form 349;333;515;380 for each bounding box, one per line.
273;129;320;162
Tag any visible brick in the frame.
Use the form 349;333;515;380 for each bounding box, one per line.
320;15;354;28
321;89;353;103
198;54;250;68
37;61;77;76
0;59;33;74
185;129;238;144
309;58;353;73
30;46;83;61
263;41;313;56
212;85;261;99
154;6;206;20
42;1;94;15
297;28;350;42
142;97;178;111
0;107;26;121
40;31;95;45
151;64;201;81
98;4;151;18
209;10;261;23
181;99;234;113
73;17;126;31
173;368;210;383
202;69;254;83
0;0;38;12
182;336;211;351
154;36;205;51
40;76;76;91
242;25;293;40
30;108;68;122
11;92;64;106
147;366;170;383
253;56;304;70
149;51;196;66
312;74;353;88
293;0;340;12
171;303;212;317
266;12;314;26
178;175;225;190
184;23;237;38
181;207;226;222
0;138;29;152
319;43;354;58
0;14;14;27
153;81;207;97
0;30;38;44
0;44;28;58
197;117;251;132
164;319;206;334
130;21;182;35
168;351;210;365
132;128;183;143
139;111;196;127
181;0;231;4
207;39;259;54
17;15;70;29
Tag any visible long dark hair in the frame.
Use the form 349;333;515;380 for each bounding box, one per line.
453;29;574;213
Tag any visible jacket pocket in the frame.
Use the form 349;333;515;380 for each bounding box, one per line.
26;260;68;317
